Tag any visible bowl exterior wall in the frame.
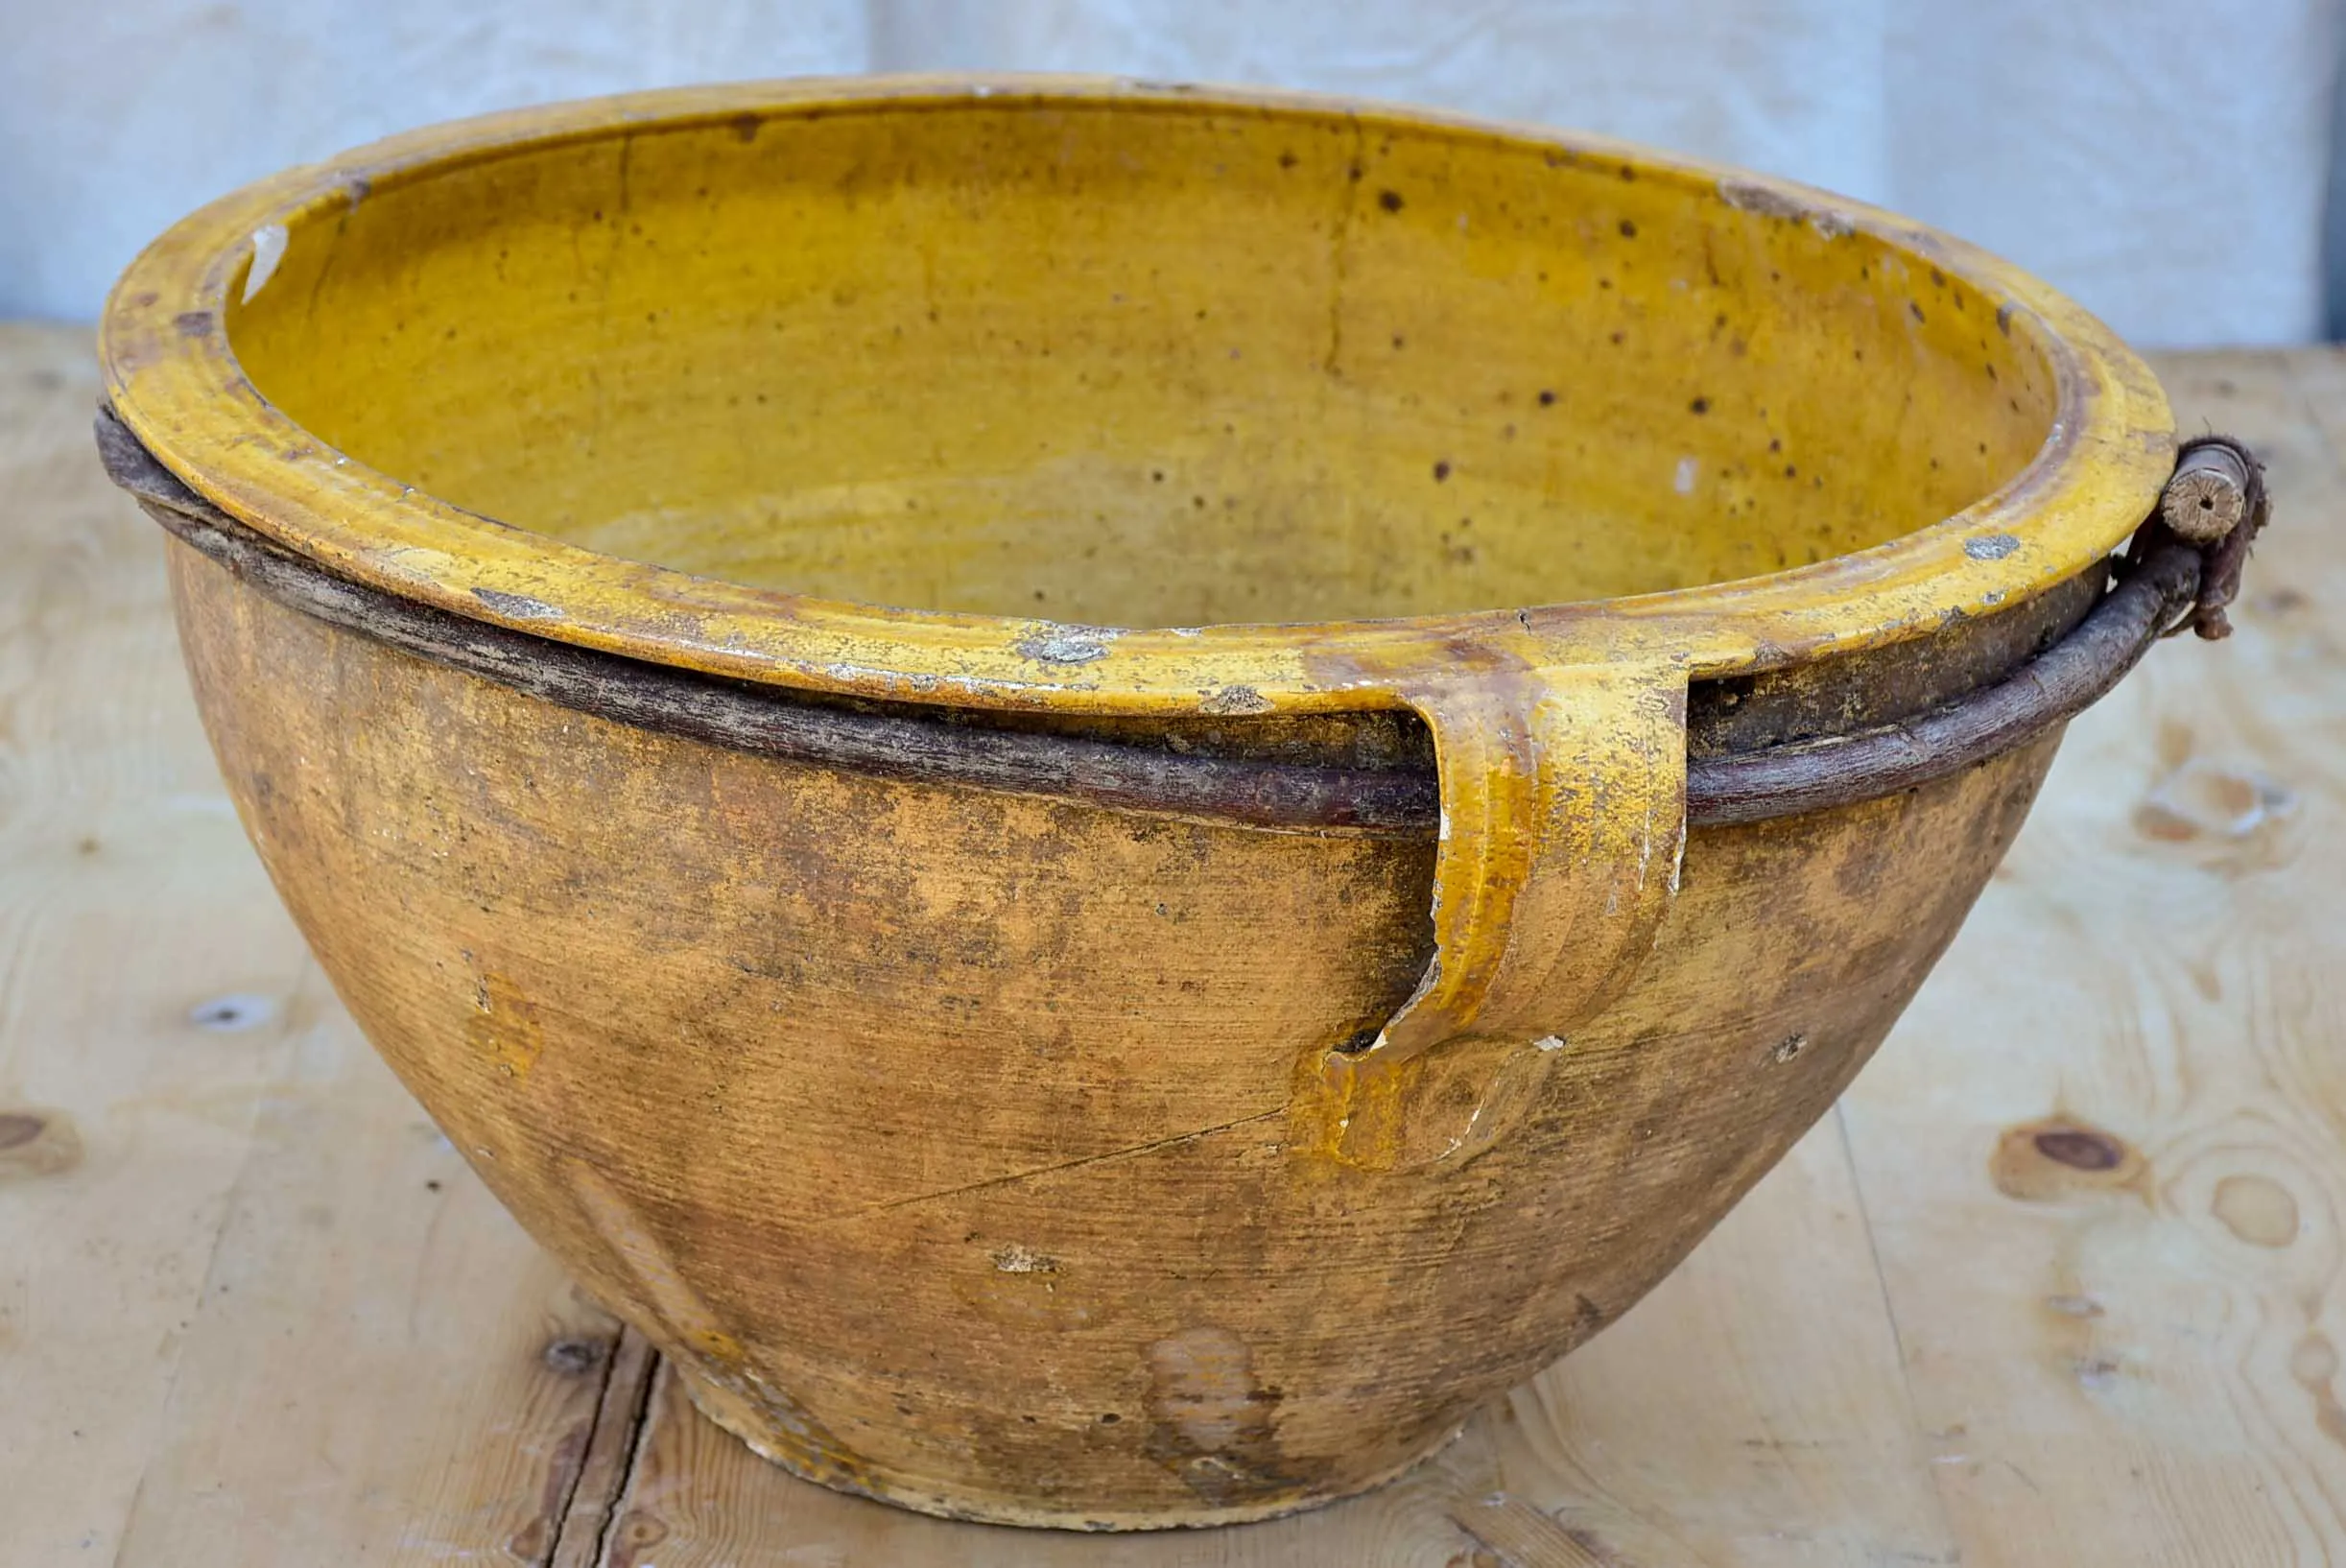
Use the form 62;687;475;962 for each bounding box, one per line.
170;539;2054;1527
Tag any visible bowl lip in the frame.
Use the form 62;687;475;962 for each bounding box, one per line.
100;71;2175;719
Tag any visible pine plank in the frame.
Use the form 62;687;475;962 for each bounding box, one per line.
0;323;629;1567
105;1011;629;1567
0;323;313;1560
1837;348;2346;1566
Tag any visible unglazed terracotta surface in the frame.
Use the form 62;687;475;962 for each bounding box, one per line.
172;536;2061;1524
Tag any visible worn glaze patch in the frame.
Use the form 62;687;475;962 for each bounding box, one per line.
462;963;544;1081
1144;1326;1313;1507
1013;625;1117;665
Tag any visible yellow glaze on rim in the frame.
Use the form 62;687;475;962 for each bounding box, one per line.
102;74;2172;718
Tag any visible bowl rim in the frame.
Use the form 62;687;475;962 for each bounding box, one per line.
99;72;2175;718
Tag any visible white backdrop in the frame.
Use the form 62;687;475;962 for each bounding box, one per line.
3;0;2337;345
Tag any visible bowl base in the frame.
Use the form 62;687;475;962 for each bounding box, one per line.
672;1361;1467;1532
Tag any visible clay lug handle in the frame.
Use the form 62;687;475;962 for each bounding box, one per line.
1304;653;1687;1171
1381;654;1687;1057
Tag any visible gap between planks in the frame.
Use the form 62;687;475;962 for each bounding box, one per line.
548;1329;662;1568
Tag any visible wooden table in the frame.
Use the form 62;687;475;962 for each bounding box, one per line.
4;321;2339;1565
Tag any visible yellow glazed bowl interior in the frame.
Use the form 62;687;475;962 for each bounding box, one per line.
104;77;2171;712
236;95;2046;623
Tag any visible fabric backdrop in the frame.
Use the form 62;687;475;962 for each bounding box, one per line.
3;0;2337;345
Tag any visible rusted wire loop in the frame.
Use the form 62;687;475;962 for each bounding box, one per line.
98;405;2224;835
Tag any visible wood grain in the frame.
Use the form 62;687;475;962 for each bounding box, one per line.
0;323;312;1561
1838;350;2346;1566
6;324;2343;1564
549;1330;662;1568
105;1018;628;1568
0;322;632;1568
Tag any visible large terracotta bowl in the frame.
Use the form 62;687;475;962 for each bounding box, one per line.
98;78;2206;1529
